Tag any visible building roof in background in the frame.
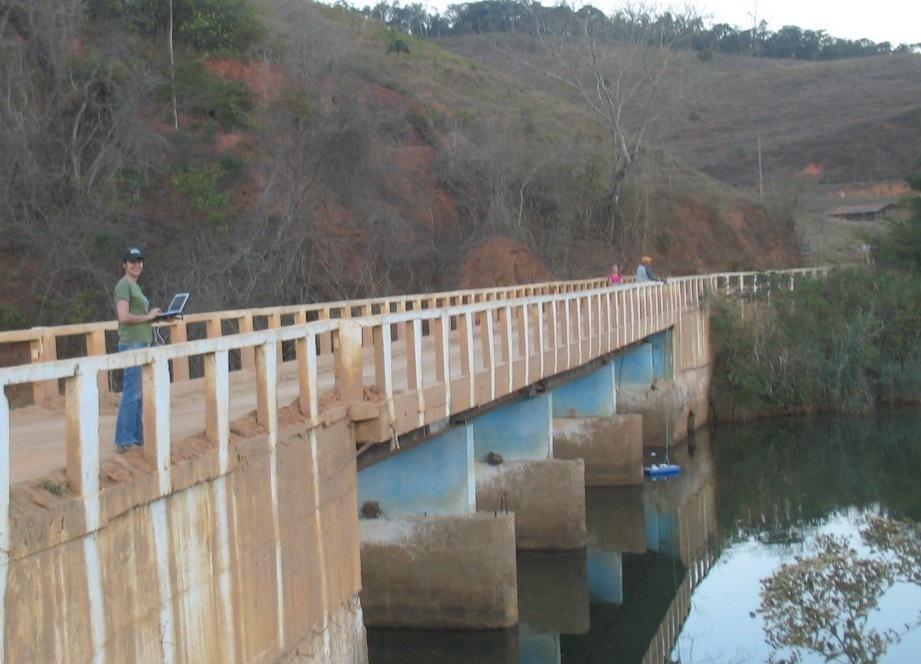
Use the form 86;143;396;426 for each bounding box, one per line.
827;203;896;216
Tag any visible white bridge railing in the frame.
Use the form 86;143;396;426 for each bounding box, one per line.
0;267;827;555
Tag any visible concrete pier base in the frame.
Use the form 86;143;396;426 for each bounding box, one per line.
476;459;587;550
553;414;644;486
359;513;518;629
282;596;368;663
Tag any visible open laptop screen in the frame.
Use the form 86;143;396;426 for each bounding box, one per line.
162;293;190;317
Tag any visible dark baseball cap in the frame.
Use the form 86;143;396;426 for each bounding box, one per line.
122;246;144;262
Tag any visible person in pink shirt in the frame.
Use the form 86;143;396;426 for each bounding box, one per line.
608;264;624;285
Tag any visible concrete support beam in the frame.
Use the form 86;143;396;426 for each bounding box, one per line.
360;514;518;629
551;362;616;419
476;459;586;550
358;425;475;517
553;415;643;486
473;393;552;462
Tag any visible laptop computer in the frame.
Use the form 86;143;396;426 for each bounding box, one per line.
157;292;190;320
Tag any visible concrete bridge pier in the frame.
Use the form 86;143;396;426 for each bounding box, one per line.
357;425;518;629
472;393;587;551
551;362;644;485
616;311;712;448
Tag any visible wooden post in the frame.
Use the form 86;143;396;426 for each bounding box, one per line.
0;386;9;557
534;301;544;379
167;322;189;384
239;314;256;369
64;370;100;502
317;308;333;356
406;318;425;427
458;312;475;407
142;356;172;495
498;306;513;394
574;297;583;365
335;320;364;404
361;304;373;346
267;313;283;365
295;332;318;420
31;330;58;404
562;299;572;370
432;313;451;412
86;329;111;395
256;342;278;447
204;350;230;474
373;322;393;401
549;301;559;374
478;310;495;401
518;304;530;387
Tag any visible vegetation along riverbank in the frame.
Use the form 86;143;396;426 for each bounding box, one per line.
710;162;921;421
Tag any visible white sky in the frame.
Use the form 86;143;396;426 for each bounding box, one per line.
419;0;920;46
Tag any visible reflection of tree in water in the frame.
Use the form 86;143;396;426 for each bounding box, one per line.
758;516;921;664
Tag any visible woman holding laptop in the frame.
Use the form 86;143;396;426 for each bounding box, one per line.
113;246;161;453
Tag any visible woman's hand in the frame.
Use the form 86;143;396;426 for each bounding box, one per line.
147;308;162;321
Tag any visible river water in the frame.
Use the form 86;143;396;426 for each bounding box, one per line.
367;409;921;663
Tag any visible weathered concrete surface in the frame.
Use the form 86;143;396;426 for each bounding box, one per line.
282;597;368;663
553;414;643;485
2;415;365;663
618;364;711;447
475;460;587;550
359;513;518;629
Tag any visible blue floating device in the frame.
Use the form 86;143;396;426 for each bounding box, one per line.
644;463;681;478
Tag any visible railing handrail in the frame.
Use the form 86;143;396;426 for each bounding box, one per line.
0;267;826;388
0;275;617;345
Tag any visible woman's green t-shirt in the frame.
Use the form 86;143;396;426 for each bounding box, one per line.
114;277;152;344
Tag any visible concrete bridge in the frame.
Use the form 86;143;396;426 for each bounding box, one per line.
0;268;823;662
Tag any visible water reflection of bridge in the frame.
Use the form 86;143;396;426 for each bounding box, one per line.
366;431;720;663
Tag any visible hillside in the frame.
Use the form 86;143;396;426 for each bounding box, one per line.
0;0;800;330
438;34;921;186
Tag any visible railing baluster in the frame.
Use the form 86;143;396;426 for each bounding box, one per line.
335;320;363;404
64;370;100;507
204;350;230;474
142;356;172;495
562;299;572;370
256;342;278;447
240;314;256;369
406;319;425;427
478;310;495;401
433;313;451;412
1;387;10;558
574;297;583;365
535;301;545;379
458;312;475;407
548;301;559;374
499;306;513;394
295;331;317;420
31;330;58;404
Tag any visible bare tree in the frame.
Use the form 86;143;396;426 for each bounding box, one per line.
525;5;696;247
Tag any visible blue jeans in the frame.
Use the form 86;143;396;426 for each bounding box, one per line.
114;342;148;447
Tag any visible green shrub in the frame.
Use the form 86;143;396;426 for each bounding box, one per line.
170;163;230;225
711;268;921;419
172;60;253;130
103;0;263;53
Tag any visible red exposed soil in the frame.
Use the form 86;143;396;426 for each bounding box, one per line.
459;237;555;288
387;143;459;227
801;162;824;177
204;58;287;104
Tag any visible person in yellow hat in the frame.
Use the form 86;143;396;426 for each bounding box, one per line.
636;256;664;283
